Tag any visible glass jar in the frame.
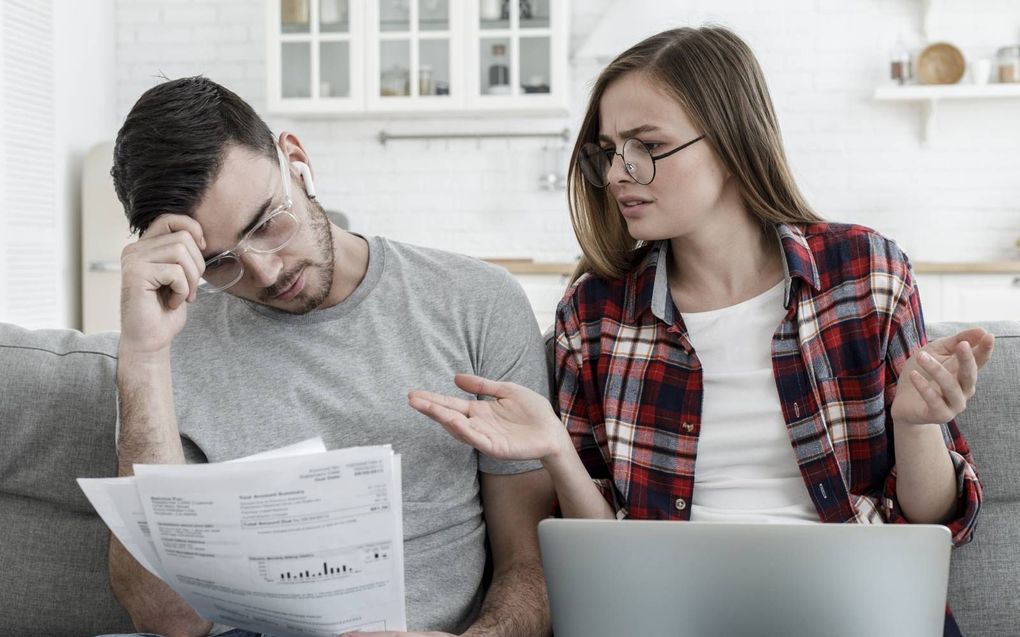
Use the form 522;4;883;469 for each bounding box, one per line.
418;65;433;96
996;46;1020;83
381;64;409;96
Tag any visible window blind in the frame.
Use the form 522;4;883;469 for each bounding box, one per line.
0;0;59;328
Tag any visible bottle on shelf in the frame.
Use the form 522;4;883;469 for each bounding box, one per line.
418;65;433;96
889;35;911;86
488;43;510;95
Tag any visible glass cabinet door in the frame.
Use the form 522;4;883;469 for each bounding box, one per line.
380;0;411;32
270;0;566;113
419;0;449;31
319;41;351;98
518;0;550;95
276;0;355;103
319;0;350;32
479;37;511;95
417;0;451;98
478;0;510;30
280;0;311;98
380;39;411;96
519;0;549;29
282;42;312;98
475;0;556;100
281;0;311;33
376;0;452;101
519;35;550;94
419;38;451;96
319;0;352;98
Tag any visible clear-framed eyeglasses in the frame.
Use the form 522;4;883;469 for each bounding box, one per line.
578;135;706;188
199;148;303;293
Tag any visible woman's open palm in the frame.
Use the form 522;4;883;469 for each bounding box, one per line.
408;374;564;461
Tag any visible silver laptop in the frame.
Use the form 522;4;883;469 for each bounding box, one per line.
538;519;951;637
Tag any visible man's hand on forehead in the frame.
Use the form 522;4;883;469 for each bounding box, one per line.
127;213;208;307
142;213;207;250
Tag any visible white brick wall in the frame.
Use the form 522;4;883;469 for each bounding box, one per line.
115;0;1020;263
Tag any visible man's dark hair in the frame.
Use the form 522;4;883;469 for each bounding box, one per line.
111;76;277;234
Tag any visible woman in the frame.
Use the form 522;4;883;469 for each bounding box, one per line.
409;27;993;635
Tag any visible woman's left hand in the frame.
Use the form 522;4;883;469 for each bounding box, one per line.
891;327;995;427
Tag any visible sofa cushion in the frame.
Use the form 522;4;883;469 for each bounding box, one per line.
0;323;132;635
929;321;1020;636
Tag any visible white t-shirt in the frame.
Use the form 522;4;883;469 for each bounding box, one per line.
683;281;819;524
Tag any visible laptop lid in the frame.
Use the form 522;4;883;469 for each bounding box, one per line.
538;519;951;637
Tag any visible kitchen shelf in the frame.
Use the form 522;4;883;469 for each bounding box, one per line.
873;83;1020;144
874;84;1020;100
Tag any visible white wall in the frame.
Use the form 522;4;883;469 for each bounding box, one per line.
112;0;1020;265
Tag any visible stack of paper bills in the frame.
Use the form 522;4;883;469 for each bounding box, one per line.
79;438;406;637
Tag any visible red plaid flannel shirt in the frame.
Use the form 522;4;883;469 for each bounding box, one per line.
555;222;982;546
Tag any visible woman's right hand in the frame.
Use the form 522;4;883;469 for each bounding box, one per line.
408;374;568;462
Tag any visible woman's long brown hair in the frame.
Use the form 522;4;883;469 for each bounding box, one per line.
568;26;823;283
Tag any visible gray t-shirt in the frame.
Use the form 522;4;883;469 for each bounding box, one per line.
169;235;548;633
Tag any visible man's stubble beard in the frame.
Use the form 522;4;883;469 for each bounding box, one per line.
259;199;336;314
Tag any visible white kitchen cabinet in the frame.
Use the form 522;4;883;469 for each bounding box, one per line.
268;0;366;114
267;0;569;115
915;273;1020;323
938;274;1020;322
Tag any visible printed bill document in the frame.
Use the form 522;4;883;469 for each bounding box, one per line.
79;439;406;636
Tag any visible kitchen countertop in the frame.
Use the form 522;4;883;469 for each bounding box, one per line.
484;259;1020;276
483;259;578;275
913;261;1020;274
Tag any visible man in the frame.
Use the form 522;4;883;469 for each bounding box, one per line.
107;76;553;637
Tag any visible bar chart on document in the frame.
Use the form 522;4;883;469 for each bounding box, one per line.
83;444;408;636
253;542;396;584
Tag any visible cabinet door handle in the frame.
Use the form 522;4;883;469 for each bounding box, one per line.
1013;276;1020;287
89;260;122;273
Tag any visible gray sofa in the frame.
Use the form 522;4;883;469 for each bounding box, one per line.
1;321;1018;636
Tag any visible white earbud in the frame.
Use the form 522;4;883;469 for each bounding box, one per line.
291;161;317;199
